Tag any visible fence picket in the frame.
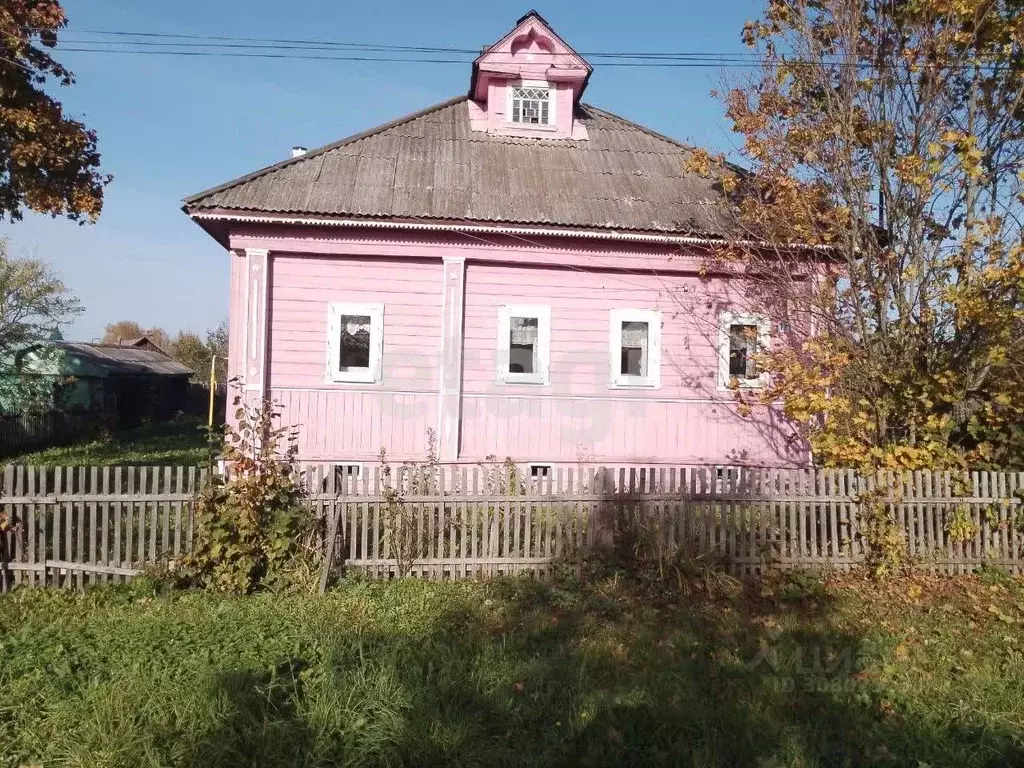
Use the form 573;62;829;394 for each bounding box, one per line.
753;466;761;573
23;467;34;588
997;472;1009;567
114;467;123;580
37;468;47;586
87;466;97;587
187;467;197;554
146;467;158;566
472;465;480;578
3;466;14;589
173;467;183;557
1014;473;1021;573
457;466;467;579
63;468;73;589
129;468;140;568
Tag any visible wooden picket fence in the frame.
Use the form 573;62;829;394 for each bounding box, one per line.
1;464;1023;590
0;466;206;590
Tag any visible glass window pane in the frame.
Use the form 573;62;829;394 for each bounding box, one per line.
620;320;648;376
512;87;549;125
508;316;538;374
339;314;371;370
729;324;759;379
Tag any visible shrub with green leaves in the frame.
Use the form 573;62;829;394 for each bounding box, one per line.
179;391;317;594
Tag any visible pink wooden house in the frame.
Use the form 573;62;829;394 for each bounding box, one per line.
185;11;808;474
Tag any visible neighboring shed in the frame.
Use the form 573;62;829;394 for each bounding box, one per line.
2;341;192;428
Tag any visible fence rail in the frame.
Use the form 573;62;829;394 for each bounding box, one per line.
0;465;205;590
1;464;1022;590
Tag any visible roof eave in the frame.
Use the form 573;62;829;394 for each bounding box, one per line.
184;204;232;248
187;208;829;252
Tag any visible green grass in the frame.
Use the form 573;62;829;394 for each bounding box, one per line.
1;570;1023;767
4;419;212;466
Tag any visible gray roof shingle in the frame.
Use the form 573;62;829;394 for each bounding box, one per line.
184;97;738;236
54;343;193;377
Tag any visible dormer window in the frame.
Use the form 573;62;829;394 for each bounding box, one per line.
510;81;554;126
468;13;589;139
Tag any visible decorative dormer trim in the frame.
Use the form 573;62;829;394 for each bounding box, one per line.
468;11;591;140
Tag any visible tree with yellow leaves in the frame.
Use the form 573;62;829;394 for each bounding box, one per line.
693;0;1024;469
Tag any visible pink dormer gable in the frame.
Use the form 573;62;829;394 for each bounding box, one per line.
467;10;591;140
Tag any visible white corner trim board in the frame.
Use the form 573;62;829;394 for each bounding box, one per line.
437;257;466;462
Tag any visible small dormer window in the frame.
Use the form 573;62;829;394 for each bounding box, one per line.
510;81;554;126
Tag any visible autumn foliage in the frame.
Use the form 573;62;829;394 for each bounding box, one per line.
0;1;109;221
694;0;1024;469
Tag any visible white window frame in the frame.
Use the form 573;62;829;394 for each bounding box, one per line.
327;302;384;384
507;79;556;128
529;463;553;479
718;311;771;390
609;308;662;389
497;304;551;385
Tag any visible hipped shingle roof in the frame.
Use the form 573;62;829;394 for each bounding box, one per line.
184;97;738;237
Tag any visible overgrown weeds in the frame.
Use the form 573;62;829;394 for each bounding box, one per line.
176;390;319;594
1;571;1022;767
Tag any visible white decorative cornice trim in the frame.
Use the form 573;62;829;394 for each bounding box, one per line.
190;211;827;251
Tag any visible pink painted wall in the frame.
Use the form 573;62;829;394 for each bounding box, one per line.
224;225;808;468
263;253;442;462
459;262;801;465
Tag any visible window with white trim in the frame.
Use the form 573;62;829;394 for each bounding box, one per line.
327;302;384;383
529;463;552;479
609;309;661;388
509;81;555;126
718;311;770;389
497;305;551;384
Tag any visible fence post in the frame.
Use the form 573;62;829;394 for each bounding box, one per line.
586;467;615;554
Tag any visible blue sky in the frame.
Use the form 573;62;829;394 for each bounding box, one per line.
2;0;760;341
